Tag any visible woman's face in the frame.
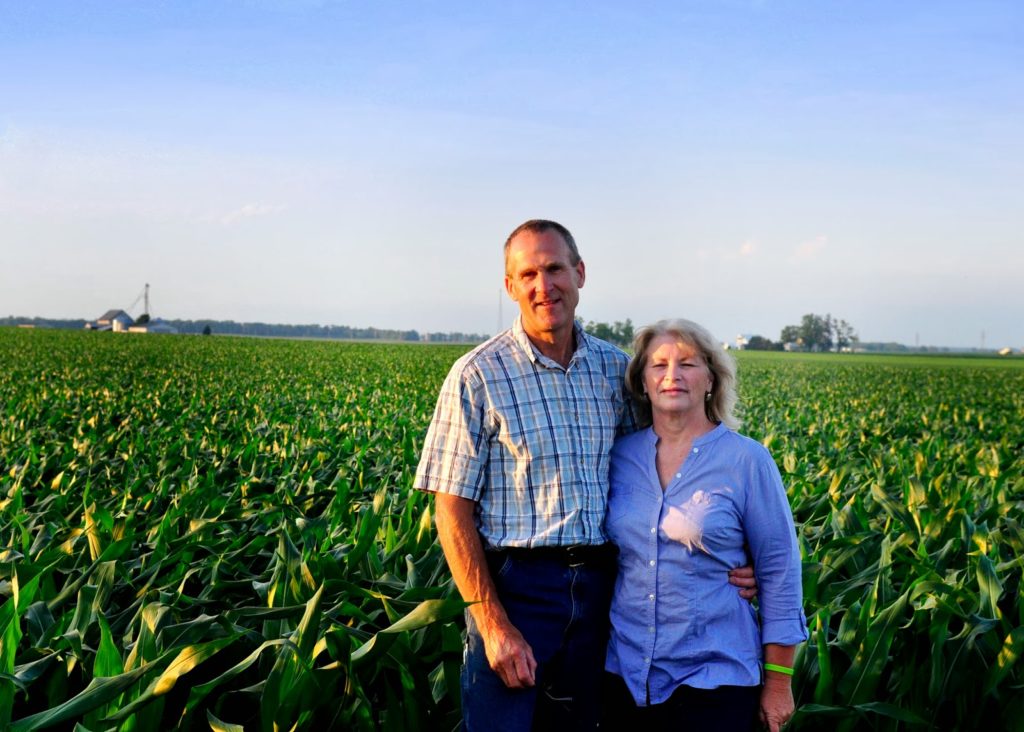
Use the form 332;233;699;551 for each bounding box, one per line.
643;334;714;419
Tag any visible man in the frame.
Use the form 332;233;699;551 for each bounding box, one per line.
415;220;752;730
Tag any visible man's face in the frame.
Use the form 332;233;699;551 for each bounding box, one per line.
504;228;586;341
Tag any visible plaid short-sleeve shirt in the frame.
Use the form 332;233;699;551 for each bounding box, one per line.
414;317;636;548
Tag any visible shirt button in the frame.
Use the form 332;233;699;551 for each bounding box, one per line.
649;559;656;567
675;472;681;479
650;527;656;534
649;626;655;633
648;593;655;601
643;657;650;664
693;447;699;453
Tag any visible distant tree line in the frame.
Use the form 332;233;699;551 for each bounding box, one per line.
0;316;488;344
1;316;90;330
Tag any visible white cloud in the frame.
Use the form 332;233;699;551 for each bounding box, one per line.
698;239;758;263
218;203;287;226
792;235;827;261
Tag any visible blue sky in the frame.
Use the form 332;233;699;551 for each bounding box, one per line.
2;1;1021;348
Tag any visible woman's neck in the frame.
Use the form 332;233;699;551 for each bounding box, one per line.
651;412;715;489
652;410;716;445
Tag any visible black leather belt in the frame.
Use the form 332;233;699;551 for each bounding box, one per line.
493;543;618;566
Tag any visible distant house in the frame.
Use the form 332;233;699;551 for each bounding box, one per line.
128;318;178;334
734;334;752;350
85;309;134;332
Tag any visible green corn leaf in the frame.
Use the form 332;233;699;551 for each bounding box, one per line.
813;613;833;705
181;639;294;724
976;555;1003;619
373;597;467;636
838;589;911;705
103;636;240;723
9;664;154;732
206;709;245;732
92;614;124;679
851;701;928;725
983;626;1024;695
346;488;388;568
351;598;466;664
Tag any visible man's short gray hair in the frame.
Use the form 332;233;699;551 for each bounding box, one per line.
503;219;582;274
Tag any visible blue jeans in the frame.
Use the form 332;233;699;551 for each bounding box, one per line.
601;672;760;731
461;550;616;732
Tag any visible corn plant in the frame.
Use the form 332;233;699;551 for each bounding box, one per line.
1;330;1022;730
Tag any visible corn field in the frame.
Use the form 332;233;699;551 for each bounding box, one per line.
1;329;1022;730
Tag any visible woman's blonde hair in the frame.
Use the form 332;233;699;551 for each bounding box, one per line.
626;318;740;429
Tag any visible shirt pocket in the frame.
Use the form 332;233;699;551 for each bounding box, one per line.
687;487;744;556
491;414;574;527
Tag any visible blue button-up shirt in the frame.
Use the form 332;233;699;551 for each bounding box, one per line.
415;317;635;548
604;423;807;703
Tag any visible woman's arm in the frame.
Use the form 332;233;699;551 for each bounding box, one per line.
760;643;796;732
742;446;806;730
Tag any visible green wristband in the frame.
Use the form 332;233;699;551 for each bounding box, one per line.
764;663;794;676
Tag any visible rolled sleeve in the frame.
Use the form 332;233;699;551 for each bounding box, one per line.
743;453;809;646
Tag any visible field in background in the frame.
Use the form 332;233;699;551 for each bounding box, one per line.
1;328;1022;730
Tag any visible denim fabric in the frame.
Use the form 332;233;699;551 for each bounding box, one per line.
601;671;760;731
461;552;616;732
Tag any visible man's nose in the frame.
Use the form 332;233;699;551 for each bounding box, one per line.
535;271;555;294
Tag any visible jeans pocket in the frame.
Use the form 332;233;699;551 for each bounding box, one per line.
486;550;514;579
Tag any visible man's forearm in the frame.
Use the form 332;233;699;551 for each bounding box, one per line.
433;492;537;688
434;493;507;632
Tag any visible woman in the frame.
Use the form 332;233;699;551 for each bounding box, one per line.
603;319;807;732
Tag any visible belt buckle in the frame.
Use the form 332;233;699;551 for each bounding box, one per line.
566;545;587;567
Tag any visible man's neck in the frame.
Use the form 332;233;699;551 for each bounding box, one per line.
525;326;576;369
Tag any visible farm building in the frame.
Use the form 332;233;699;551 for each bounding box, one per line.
85;309;134;332
128;317;178;334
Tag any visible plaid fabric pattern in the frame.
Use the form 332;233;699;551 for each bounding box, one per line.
414;317;636;548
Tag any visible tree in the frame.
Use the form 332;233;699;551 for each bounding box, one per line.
800;313;833;351
202;325;212;336
583;319;634;347
613;319;634;346
779;325;801;346
746;335;778;351
780;313;858;352
585;320;614;343
833;318;858;351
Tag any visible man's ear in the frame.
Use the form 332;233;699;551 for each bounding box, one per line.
575;259;586;288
